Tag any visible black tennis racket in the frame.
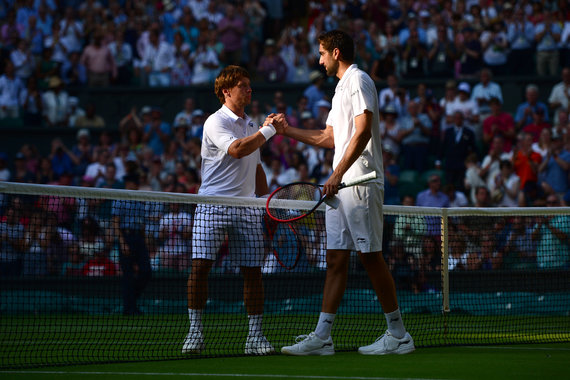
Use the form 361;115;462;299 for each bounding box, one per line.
266;171;377;223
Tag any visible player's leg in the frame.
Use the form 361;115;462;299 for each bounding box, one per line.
238;207;275;355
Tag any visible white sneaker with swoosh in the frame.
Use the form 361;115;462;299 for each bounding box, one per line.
358;330;415;355
281;332;334;356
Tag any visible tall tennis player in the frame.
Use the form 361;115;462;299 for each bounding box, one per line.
266;30;415;355
182;65;276;355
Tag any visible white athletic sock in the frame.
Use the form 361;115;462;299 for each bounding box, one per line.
314;312;335;340
385;308;406;339
248;314;263;337
188;308;203;332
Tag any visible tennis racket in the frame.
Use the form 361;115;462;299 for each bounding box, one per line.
264;214;302;270
266;171;377;223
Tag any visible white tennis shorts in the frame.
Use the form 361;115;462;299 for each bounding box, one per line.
326;183;384;253
191;205;265;267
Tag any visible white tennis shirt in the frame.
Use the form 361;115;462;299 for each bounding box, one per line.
198;105;261;197
326;64;384;187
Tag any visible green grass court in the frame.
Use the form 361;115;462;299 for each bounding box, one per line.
1;343;569;380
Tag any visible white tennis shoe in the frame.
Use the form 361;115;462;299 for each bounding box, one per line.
358;331;415;355
245;335;275;355
281;332;335;356
182;328;205;354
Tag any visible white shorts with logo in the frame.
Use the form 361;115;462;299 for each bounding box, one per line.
326;183;384;253
191;205;265;267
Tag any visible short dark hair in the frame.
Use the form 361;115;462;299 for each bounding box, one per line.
317;30;354;62
214;65;250;105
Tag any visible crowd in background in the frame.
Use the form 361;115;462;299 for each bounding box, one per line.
1;0;570;283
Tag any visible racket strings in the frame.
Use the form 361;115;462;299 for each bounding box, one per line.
267;183;322;221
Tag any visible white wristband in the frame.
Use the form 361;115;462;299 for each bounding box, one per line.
259;124;276;141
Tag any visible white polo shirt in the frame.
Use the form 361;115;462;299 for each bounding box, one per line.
198;105;260;197
326;64;384;187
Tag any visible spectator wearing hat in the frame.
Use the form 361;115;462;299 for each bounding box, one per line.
515;84;549;130
534;11;561;77
304;70;326;118
456;26;483;79
482;97;515;152
143;107;172;156
444;81;479;132
218;3;245;66
74;102;106;128
257;38;288;83
0;60;24;119
506;6;535;75
189;109;205;138
111;173;152;315
41;76;69;127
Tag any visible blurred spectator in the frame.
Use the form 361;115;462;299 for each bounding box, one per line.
98;162;124;189
189;109;205;139
506;6;535;75
532;127;553;159
43;23;68;66
0;60;24;119
303;71;325;118
140;28;174;87
36;156;54;184
513;132;543;206
382;142;400;206
401;28;428;79
12;152;34;183
59;6;83;54
82;246;116;277
480;20;509;76
0;152;10;182
471;69;503;118
67;97;85;127
74;102;106;128
173;97;195;128
427;24;457;78
378;74;408;114
444;82;479;132
464;152;486;205
503;216;536;269
515;84;549;130
548;67;570;124
244;0;267;72
441;111;478;191
534;11;561;77
379;103;403;157
61;51;87;86
111;173;152;315
522;107;551;142
0;205;25;276
538;132;570;196
482;97;515;152
189;31;220;84
531;194;570;269
473;185;491;207
399;100;432;172
81;32;117;87
370;21;400;81
108;29;133;86
392;194;426;256
443;183;469;207
257;38;288;83
170;31;192;86
480;135;512;191
562;15;570;68
455;26;483;79
10;38;34;82
143;107;172;156
156;202;192;272
85;146;111;184
490;159;520;207
416;174;450;207
41;76;69;127
176;6;199;51
218;3;245;66
35;46;59;90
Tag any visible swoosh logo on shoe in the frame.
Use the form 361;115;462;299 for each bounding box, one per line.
323;319;333;324
389;317;400;323
397;340;411;348
322;343;333;348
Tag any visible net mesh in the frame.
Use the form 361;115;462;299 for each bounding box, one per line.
0;182;569;368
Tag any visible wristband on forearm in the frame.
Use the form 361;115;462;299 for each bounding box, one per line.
259;124;276;140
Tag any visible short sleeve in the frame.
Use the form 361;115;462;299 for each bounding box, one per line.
204;116;238;154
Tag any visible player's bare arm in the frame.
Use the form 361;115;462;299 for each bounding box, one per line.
227;132;269;159
265;113;334;149
255;164;269;197
323;110;372;196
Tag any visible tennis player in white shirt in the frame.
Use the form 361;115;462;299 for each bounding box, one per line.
266;30;415;356
182;65;276;355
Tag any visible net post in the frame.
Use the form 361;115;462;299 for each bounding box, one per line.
441;208;450;313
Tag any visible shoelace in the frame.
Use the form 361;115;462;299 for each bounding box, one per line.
294;334;311;343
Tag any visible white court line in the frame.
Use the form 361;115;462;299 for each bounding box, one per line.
0;371;449;380
460;346;570;351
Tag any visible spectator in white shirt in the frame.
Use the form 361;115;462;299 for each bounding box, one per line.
10;39;34;82
41;76;69;127
0;60;25;119
59;7;83;53
470;68;503;117
445;82;479;132
140;29;175;87
548;67;570;124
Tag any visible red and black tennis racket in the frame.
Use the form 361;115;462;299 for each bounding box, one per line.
265;171;377;223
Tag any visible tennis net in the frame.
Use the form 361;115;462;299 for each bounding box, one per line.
0;182;569;368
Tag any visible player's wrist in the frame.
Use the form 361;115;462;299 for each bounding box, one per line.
259;124;276;140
